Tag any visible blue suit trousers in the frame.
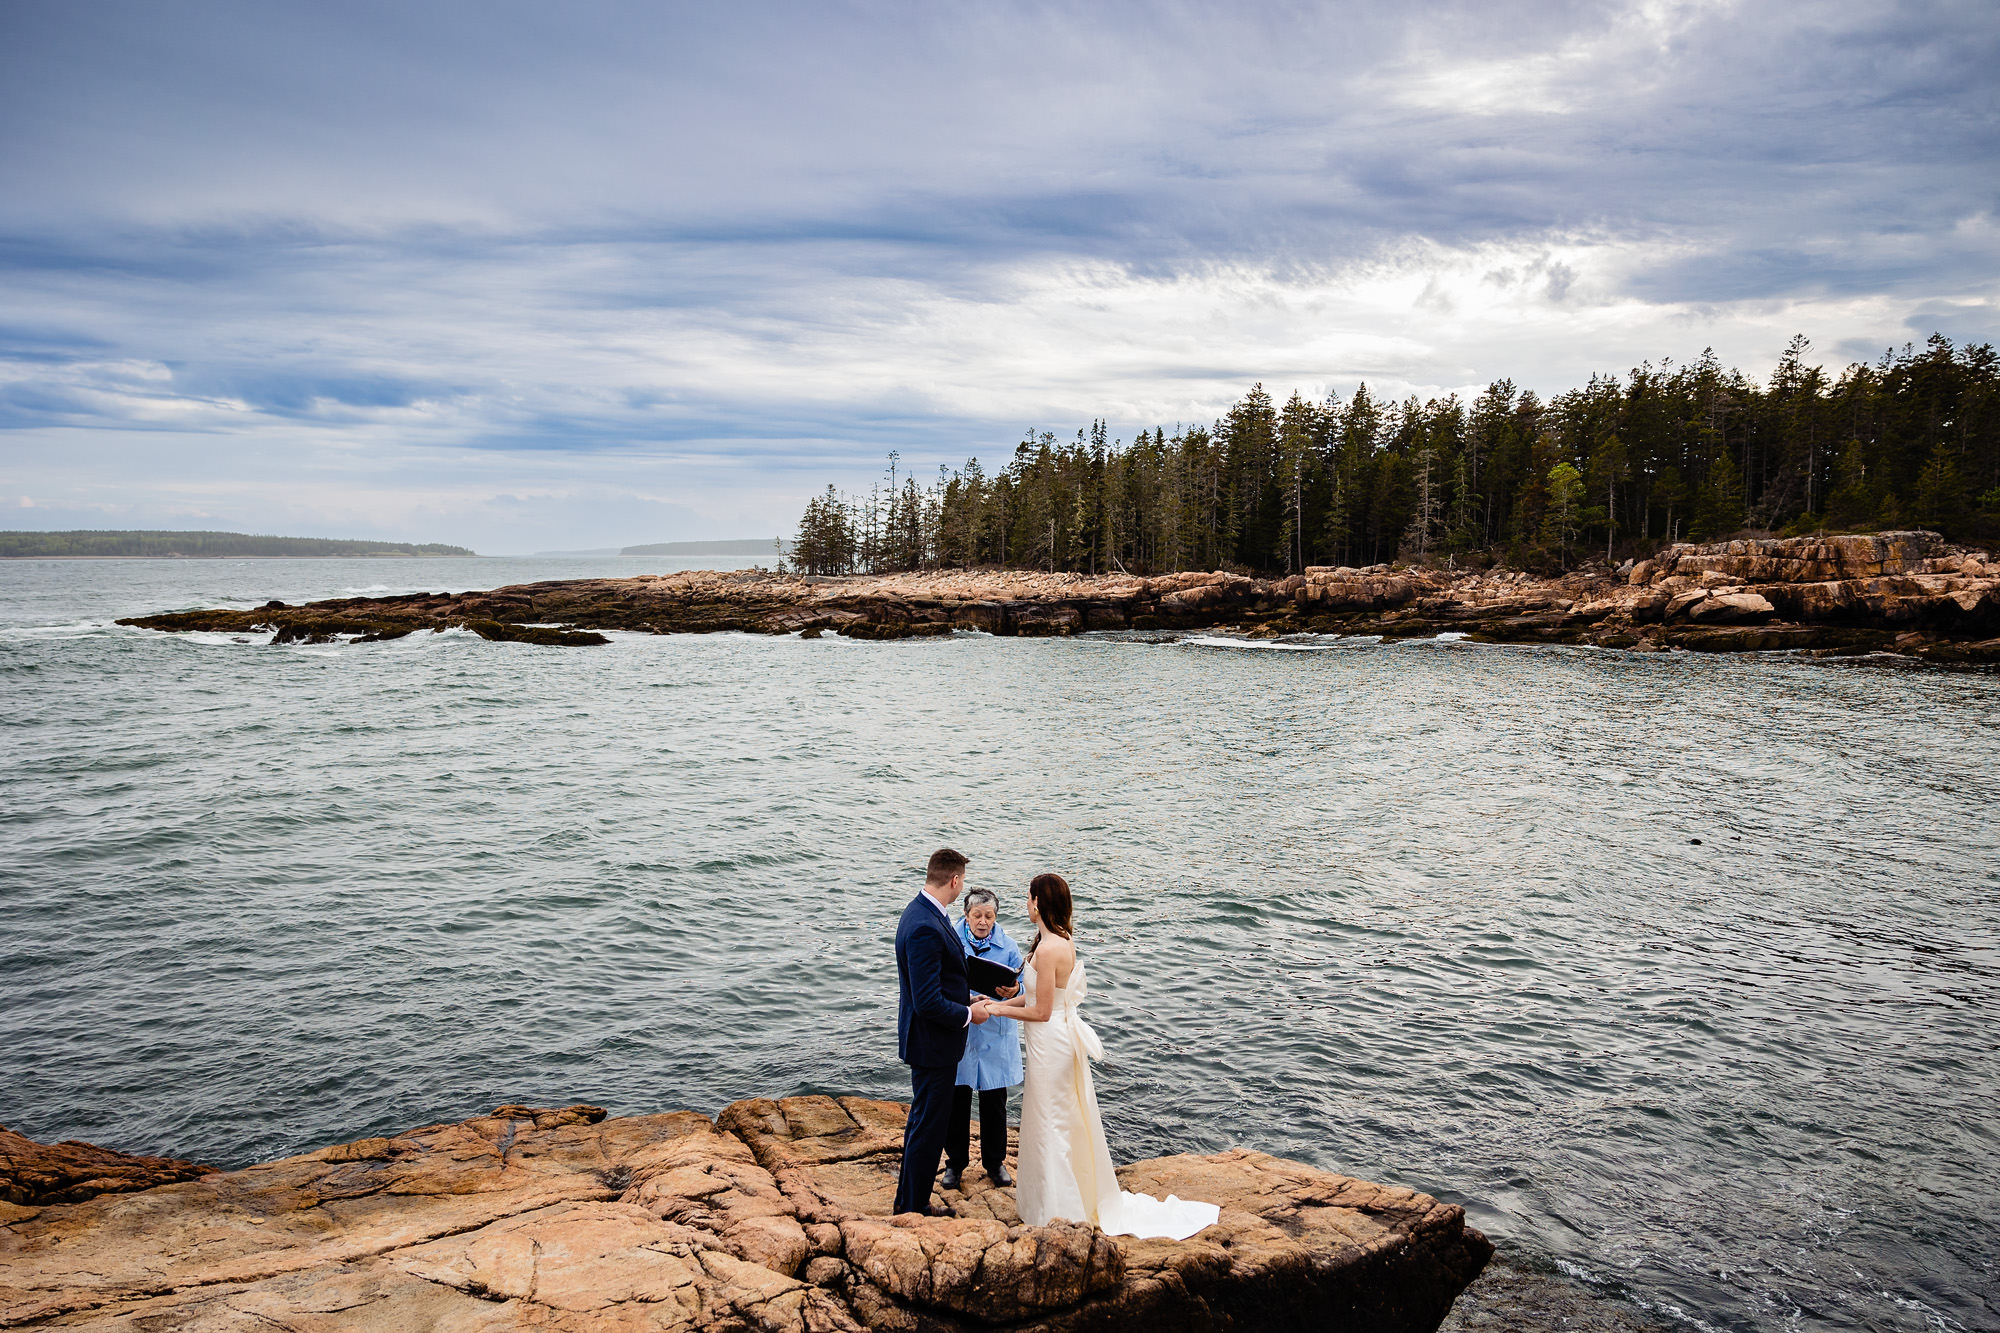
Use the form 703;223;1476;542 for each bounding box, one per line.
894;1062;956;1215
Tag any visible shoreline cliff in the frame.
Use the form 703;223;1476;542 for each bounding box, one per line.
117;531;2000;664
2;1100;1489;1331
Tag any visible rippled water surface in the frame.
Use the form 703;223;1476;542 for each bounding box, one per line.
3;557;1996;1332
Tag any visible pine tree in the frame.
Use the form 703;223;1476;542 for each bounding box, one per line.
1401;418;1440;562
1276;392;1319;572
1826;439;1875;530
791;486;856;575
1653;465;1687;544
1585;433;1629;561
1693;450;1745;540
1912;444;1968;533
1541;462;1586;569
1445;447;1477;557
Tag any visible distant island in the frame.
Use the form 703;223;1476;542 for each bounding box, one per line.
619;538;787;556
0;530;477;559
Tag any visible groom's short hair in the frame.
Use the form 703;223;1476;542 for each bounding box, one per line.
926;848;968;885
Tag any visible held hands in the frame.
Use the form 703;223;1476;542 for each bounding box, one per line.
969;1001;991;1024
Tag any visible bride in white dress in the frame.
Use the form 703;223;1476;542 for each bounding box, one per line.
974;873;1219;1241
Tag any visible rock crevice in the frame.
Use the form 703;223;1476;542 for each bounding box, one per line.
0;1099;1490;1331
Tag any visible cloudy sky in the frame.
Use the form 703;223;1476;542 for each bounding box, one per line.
3;1;1995;552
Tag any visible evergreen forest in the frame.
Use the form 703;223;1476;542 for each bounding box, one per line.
789;335;2000;577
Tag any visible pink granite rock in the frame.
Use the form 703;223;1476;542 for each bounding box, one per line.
0;1099;1490;1331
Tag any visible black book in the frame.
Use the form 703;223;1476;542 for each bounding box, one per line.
966;954;1021;997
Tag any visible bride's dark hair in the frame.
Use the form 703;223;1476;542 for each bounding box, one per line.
1027;873;1073;956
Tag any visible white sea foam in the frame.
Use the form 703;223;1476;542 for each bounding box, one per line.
1179;634;1355;651
1;619;115;639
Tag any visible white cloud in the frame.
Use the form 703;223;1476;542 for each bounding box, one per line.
1388;0;1741;117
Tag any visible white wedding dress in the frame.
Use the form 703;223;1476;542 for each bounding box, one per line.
1015;954;1220;1240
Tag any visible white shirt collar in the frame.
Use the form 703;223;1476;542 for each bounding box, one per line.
919;887;953;920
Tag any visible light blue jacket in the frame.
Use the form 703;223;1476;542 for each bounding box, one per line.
954;917;1025;1092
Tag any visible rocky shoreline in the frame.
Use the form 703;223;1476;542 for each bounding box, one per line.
2;1100;1489;1331
117;530;2000;664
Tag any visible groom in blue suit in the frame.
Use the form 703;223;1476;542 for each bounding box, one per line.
892;847;988;1216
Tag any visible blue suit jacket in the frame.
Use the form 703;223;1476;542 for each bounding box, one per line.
897;894;971;1068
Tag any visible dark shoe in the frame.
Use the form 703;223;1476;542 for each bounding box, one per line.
987;1163;1014;1187
920;1203;955;1217
938;1165;963;1191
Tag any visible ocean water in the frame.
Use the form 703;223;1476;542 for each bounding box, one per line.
2;557;1995;1333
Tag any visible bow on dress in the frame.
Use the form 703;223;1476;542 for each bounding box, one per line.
1060;969;1106;1062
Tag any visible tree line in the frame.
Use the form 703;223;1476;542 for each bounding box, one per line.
789;334;2000;576
0;531;476;558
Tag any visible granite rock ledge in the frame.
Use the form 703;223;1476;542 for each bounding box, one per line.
0;1098;1490;1332
116;530;2000;663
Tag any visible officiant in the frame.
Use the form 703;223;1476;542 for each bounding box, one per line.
943;887;1024;1190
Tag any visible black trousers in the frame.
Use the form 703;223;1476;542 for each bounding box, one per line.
893;1062;956;1215
947;1084;1010;1173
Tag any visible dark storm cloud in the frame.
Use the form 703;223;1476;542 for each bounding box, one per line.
0;0;1994;547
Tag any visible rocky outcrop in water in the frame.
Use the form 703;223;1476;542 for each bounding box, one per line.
0;1098;1489;1331
117;531;2000;662
0;1125;214;1207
